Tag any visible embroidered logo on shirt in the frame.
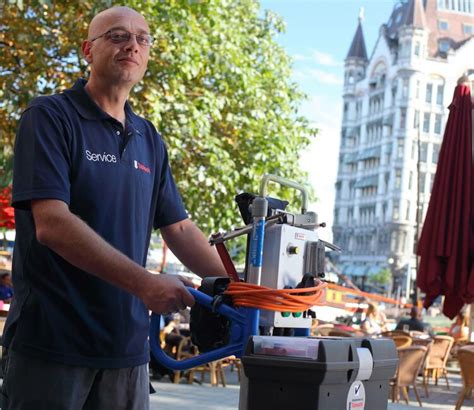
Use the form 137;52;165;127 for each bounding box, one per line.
85;150;117;163
134;160;151;174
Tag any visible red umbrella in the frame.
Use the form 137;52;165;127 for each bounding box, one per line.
417;80;473;319
0;185;15;230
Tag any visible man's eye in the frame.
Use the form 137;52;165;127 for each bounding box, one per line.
111;32;129;41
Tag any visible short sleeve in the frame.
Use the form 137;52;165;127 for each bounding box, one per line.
153;140;188;229
12;104;72;210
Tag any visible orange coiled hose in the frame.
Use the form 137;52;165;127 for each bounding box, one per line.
224;281;327;312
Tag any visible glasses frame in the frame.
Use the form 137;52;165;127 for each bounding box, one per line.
90;29;154;47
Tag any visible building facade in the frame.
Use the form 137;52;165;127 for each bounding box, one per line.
332;0;474;295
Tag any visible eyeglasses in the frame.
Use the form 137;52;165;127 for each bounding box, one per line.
90;28;154;47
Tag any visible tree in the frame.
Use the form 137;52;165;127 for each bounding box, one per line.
369;268;392;287
0;0;316;233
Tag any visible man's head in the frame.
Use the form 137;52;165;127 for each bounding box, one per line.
410;306;421;319
0;272;12;287
82;7;151;88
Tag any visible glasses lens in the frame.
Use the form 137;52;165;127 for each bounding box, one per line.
137;34;154;46
109;29;131;43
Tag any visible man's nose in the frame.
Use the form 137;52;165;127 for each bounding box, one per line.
123;35;140;53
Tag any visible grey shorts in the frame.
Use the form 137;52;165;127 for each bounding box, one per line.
1;349;150;410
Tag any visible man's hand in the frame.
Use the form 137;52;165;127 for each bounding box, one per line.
138;274;195;314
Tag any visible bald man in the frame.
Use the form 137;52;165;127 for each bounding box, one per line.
2;6;226;409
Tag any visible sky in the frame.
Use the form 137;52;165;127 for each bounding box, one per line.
259;0;398;242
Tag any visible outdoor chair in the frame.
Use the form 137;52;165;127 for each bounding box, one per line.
380;330;410;338
455;346;474;410
392;335;413;349
328;328;356;337
390;345;427;407
423;335;454;391
411;339;434;397
313;324;334;336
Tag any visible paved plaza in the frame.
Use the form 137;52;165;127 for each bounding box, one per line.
150;367;473;410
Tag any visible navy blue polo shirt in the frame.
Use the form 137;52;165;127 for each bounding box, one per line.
4;79;188;368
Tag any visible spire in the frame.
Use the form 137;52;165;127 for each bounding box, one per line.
402;0;428;29
346;13;368;61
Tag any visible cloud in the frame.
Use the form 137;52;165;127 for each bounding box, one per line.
291;53;308;62
292;67;343;85
310;49;342;67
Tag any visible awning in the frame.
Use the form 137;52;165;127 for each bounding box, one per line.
383;114;394;127
352;265;368;277
367;265;382;275
354;175;379;188
344;152;358;163
358;146;381;160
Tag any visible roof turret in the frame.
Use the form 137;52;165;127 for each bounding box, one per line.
346;9;368;61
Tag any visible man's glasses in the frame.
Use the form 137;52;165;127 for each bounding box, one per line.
90;28;154;47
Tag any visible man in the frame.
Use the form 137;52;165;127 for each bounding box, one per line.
1;6;226;409
0;272;13;303
395;306;435;337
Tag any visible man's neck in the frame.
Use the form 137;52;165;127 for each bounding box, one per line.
85;78;132;127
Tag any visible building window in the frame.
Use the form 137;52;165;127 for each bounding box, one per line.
464;24;473;35
419;171;426;193
395;169;402;189
423;112;430;133
415;80;420;99
399;108;407;129
413;110;420;128
420;142;428;162
408;171;414;190
434;114;442;134
436;84;444;105
414;41;421;56
393;203;399;220
425;83;433;103
406;201;411;220
397;139;404;159
411;141;416;159
439;40;450;54
432;143;440;164
402;78;409;98
438;20;449;30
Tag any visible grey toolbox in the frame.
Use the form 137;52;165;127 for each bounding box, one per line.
240;336;398;410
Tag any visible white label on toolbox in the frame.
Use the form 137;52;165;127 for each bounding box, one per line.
355;347;373;381
346;381;365;410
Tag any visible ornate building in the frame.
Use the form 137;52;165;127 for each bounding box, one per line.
332;0;473;294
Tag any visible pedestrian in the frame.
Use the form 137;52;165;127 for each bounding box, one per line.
1;6;226;409
395;306;435;337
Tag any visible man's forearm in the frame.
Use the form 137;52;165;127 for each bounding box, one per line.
161;219;227;278
31;199;195;313
32;200;151;296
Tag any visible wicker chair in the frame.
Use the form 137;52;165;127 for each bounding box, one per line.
392;335;413;349
423;335;454;390
455;346;474;410
391;346;427;407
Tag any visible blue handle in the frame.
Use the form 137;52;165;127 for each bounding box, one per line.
149;287;259;371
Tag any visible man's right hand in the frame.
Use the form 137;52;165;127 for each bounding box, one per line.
138;273;195;314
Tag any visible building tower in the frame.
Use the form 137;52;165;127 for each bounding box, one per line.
332;0;474;296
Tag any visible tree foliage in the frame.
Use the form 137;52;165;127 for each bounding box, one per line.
369;268;392;286
0;0;317;233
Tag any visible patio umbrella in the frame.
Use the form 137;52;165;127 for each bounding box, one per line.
417;79;473;319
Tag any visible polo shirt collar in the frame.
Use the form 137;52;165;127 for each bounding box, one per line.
63;78;136;123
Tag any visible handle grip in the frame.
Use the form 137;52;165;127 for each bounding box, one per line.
149;287;258;371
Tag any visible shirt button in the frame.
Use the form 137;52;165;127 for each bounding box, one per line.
116;131;120;135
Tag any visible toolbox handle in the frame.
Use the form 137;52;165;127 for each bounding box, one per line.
259;174;309;214
150;287;259;371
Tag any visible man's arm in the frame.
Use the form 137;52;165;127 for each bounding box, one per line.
160;219;227;278
32;199;194;313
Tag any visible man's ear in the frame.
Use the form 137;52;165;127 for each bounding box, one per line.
82;40;93;64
